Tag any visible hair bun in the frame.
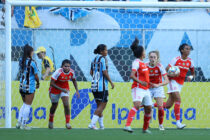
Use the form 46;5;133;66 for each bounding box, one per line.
130;37;139;51
94;48;99;54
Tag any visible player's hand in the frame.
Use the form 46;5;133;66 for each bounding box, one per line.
140;81;148;87
36;83;40;89
76;90;80;98
168;72;179;77
111;82;115;89
187;75;193;82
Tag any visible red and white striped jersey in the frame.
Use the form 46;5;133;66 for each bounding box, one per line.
131;59;149;90
146;62;167;85
168;56;194;85
49;68;75;94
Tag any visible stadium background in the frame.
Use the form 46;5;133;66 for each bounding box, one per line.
0;3;210;128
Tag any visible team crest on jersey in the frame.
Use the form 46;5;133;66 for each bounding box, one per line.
183;63;185;66
150;70;153;73
65;77;68;79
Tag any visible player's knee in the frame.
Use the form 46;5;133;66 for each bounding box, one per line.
144;106;152;114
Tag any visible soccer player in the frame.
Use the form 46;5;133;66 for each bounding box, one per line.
165;43;195;129
89;44;114;130
124;38;152;133
35;46;55;80
16;44;39;130
48;59;80;129
146;51;169;131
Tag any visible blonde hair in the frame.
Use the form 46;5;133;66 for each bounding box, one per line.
148;50;160;63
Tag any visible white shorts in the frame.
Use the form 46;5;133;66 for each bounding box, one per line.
50;92;69;103
167;80;183;94
149;86;165;98
131;88;152;106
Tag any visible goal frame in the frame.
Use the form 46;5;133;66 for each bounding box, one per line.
4;0;210;128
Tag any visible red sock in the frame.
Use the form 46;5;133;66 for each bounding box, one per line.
154;102;166;108
125;107;137;126
158;107;164;125
174;101;181;121
143;113;151;130
49;114;54;122
65;115;70;123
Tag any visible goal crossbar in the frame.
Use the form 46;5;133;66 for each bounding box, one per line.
7;1;210;8
4;0;210;128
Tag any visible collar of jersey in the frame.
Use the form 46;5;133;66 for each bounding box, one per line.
62;68;71;75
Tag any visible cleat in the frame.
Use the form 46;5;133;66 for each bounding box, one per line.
16;122;21;129
176;123;186;129
159;125;165;131
143;129;152;134
66;123;72;129
88;124;98;130
20;125;31;130
48;122;53;129
99;126;104;130
123;126;133;133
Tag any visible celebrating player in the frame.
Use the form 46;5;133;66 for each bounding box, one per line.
48;59;80;129
16;44;39;130
146;51;169;130
89;44;114;130
124;38;152;133
165;43;195;129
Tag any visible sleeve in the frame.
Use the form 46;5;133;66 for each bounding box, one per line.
71;71;76;80
159;64;167;76
190;60;194;68
101;57;107;71
132;60;139;71
168;57;177;67
51;69;61;81
190;60;195;73
43;59;50;69
31;61;38;75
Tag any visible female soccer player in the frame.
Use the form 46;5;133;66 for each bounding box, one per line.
165;43;195;129
89;44;114;130
48;59;80;129
16;44;39;130
124;38;152;133
146;51;169;130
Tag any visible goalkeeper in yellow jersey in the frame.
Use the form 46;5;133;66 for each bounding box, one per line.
35;46;55;80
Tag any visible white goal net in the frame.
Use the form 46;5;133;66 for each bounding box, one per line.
0;1;210;128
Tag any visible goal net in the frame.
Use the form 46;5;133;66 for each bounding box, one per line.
1;0;210;128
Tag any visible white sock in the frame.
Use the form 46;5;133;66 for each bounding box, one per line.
91;115;99;126
176;120;181;125
98;116;104;127
18;104;25;123
22;103;31;126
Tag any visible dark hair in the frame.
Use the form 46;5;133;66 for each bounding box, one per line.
94;44;107;54
61;59;71;67
179;43;193;54
130;38;144;58
21;44;33;71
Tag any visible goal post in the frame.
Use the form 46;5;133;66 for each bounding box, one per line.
3;0;210;128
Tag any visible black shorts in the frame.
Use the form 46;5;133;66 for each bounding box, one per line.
92;90;109;103
19;89;33;98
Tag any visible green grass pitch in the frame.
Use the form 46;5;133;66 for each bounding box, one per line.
0;128;210;140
